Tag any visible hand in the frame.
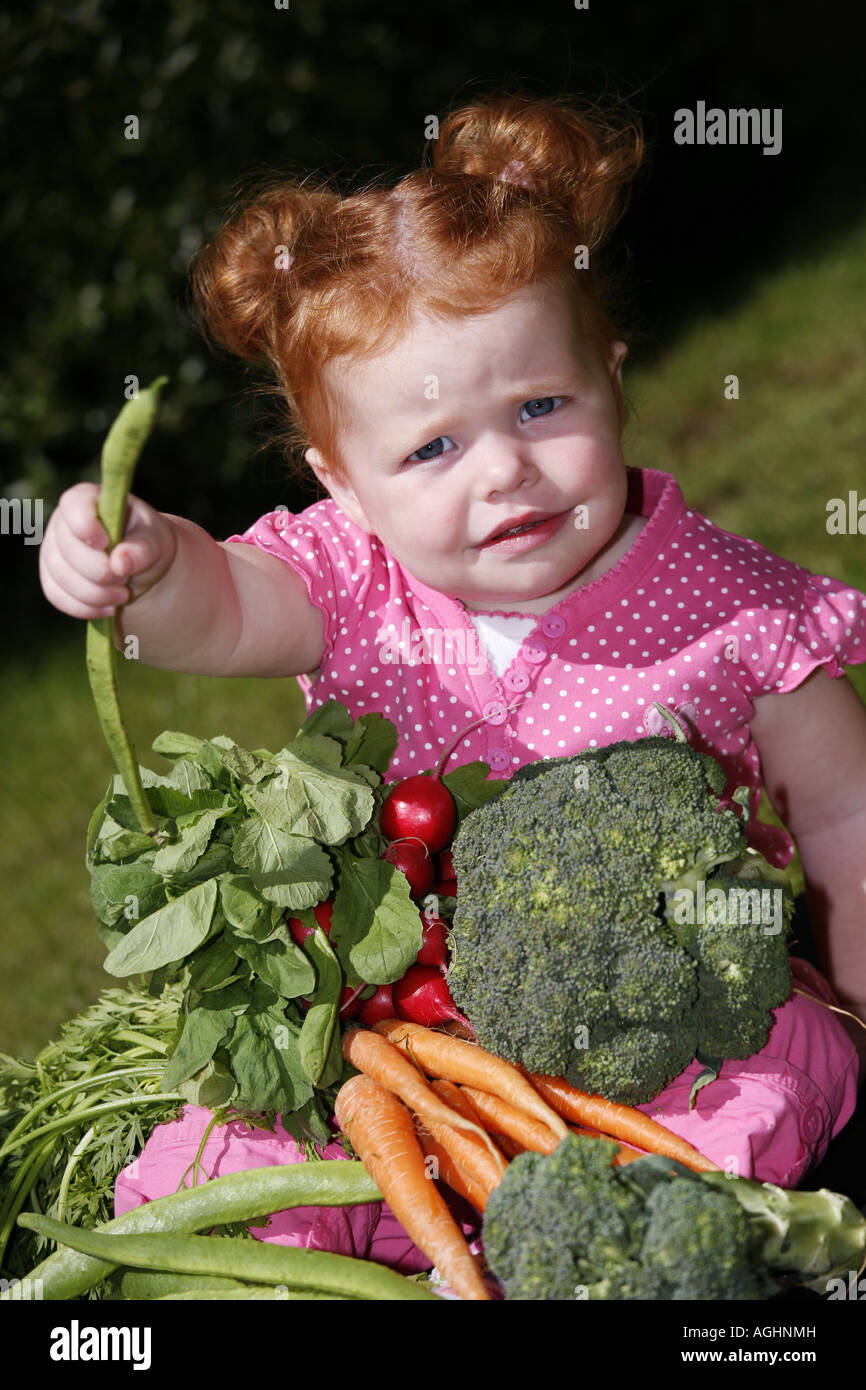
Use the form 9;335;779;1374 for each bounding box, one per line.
39;482;177;620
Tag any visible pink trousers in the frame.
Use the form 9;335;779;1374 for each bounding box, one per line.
115;958;859;1271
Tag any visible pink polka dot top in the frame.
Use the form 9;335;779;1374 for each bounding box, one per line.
224;466;866;870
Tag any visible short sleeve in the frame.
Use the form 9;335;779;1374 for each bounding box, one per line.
762;572;866;694
223;508;341;671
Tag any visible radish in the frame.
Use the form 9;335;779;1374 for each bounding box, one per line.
287;899;333;946
379;775;456;854
417;911;449;966
392;964;470;1028
378;703;522;852
381;838;435;899
357;983;395;1025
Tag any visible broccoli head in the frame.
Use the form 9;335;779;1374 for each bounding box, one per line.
481;1134;866;1301
447;727;794;1104
482;1132;763;1300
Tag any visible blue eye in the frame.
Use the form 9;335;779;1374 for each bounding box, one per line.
407;436;454;463
520;396;563;420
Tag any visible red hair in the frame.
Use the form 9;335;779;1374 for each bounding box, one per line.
190;91;644;483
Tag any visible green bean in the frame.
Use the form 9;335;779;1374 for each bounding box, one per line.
154;1289;355;1300
3;1160;382;1301
18;1216;438;1302
117;1269;257;1299
85;376;169;836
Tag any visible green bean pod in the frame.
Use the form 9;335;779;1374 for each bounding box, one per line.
4;1160;382;1301
116;1269;265;1299
154;1289;355;1300
85;376;169;836
18;1215;438;1302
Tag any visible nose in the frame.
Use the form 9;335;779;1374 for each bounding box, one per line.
472;435;539;500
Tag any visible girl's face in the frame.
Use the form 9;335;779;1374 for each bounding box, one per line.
306;279;629;612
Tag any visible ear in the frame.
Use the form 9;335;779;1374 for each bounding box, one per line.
607;341;628;432
305;447;375;534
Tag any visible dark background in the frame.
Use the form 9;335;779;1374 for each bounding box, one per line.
2;0;865;646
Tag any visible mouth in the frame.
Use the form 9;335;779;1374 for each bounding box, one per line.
478;511;569;550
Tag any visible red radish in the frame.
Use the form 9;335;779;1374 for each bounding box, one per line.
417;912;449;966
358;983;395;1025
287;898;333;946
379;702;523;852
392;964;470;1028
437;849;455;881
380;775;456;853
381;838;435;899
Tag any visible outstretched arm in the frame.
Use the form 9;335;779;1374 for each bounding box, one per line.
751;667;866;1073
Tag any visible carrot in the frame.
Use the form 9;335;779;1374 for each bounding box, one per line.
460;1086;560;1155
414;1123;496;1214
371;1020;569;1141
341;1028;501;1163
530;1073;722;1173
334;1073;489;1301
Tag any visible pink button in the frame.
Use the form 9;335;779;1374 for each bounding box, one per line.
799;1105;824;1144
488;748;510;771
505;667;530;692
523;641;548;664
541;614;566;638
482;699;508;725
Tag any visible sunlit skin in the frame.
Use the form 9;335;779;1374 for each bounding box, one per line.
305;278;645;615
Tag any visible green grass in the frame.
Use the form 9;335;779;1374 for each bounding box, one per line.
1;213;865;1056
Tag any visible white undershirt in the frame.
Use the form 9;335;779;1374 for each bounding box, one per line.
464;611;537;678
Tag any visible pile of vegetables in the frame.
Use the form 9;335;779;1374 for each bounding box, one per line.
5;378;862;1305
446;716;797;1105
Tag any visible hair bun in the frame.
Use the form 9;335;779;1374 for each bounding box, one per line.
191;184;339;363
431;92;644;251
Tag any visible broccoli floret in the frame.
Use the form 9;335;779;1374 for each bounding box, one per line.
447;729;794;1104
481;1134;866;1301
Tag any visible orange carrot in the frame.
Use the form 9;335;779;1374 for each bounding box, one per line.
460;1085;560;1155
531;1073;721;1173
414;1122;497;1214
342;1027;500;1161
334;1073;489;1301
372;1020;569;1140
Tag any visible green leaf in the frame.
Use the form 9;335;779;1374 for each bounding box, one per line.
330;854;422;985
187;936;243;993
226;1001;313;1114
103;878;219;976
89;861;166;928
219;874;282;943
688;1054;723;1110
232;819;333;910
441;761;508;827
152;807;230;876
227;925;316;1000
98;819;162;864
86;783;112;861
152;730;209;760
218;743;276;785
298;699;355;743
245;746;374;845
297;924;343;1087
161;984;249;1089
341;712;398;775
177;1049;238;1109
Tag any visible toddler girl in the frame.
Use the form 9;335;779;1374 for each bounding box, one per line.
40;94;866;1276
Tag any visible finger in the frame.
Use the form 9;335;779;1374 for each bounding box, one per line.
43;546;131;614
49;509;122;584
58;482;115;549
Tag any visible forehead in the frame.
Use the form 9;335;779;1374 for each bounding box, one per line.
321;280;603;419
